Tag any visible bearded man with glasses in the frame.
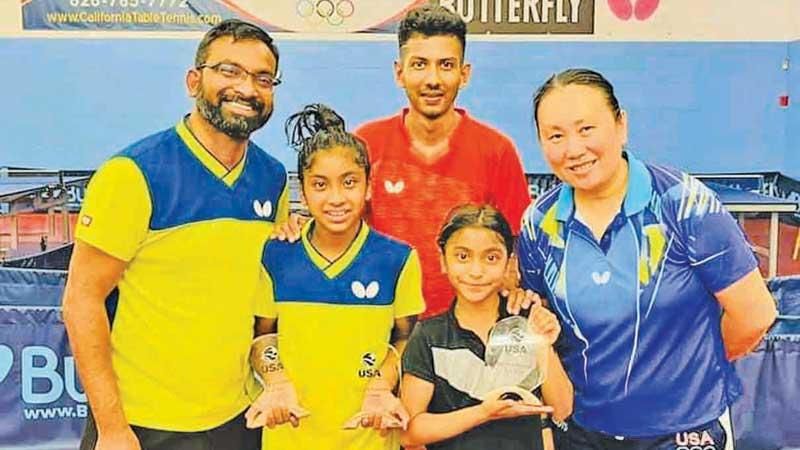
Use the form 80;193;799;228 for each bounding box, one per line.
62;19;289;450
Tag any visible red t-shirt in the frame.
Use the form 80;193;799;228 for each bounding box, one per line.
355;108;531;318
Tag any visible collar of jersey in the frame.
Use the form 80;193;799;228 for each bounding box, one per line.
555;151;653;222
397;107;470;161
175;119;247;187
447;297;514;340
301;219;370;279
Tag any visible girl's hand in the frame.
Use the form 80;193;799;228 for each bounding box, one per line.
245;378;310;429
344;379;410;435
505;289;542;315
480;396;553;422
527;297;561;346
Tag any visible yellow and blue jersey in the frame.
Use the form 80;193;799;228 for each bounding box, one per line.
257;220;425;450
74;119;289;431
518;153;757;438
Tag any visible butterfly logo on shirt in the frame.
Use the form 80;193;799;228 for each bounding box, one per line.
384;180;405;194
253;200;273;218
351;281;380;299
591;271;611;285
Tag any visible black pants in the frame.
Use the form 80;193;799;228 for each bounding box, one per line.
554;418;727;450
80;409;261;450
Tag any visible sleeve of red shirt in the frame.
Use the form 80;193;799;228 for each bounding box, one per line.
353;123;374;157
353;123;375;220
490;139;531;235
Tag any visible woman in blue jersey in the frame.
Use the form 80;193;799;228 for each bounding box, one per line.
400;204;573;450
514;68;778;450
244;104;426;450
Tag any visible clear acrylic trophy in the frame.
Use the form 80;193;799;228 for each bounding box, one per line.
249;334;310;422
481;315;548;403
250;333;283;385
432;315;548;404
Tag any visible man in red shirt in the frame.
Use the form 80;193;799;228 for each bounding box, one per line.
354;5;530;317
279;5;530;318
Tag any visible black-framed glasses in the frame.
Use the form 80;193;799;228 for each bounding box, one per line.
197;62;282;89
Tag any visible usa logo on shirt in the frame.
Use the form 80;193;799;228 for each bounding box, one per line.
674;429;718;450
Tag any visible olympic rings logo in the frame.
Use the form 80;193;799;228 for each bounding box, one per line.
296;0;355;26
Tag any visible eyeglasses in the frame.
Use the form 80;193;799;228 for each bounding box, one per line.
197;62;282;90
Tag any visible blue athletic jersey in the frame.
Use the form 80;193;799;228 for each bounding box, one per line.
517;153;757;438
122;124;288;230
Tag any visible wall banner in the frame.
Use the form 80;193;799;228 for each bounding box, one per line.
20;0;594;34
0;269;85;450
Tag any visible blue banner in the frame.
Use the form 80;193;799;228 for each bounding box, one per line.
732;276;800;450
0;268;85;450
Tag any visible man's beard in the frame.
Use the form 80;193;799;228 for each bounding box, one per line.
197;89;272;140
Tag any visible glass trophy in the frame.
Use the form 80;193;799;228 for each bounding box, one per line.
248;334;310;422
479;315;549;403
428;316;548;403
250;333;283;386
342;343;405;430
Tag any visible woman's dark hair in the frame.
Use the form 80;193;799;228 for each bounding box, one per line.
284;104;370;182
532;68;621;131
437;204;514;256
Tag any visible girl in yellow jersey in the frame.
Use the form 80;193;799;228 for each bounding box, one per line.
245;104;425;450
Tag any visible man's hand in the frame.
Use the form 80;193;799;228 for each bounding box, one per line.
344;379;409;436
95;426;141;450
271;213;307;242
245;377;310;429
